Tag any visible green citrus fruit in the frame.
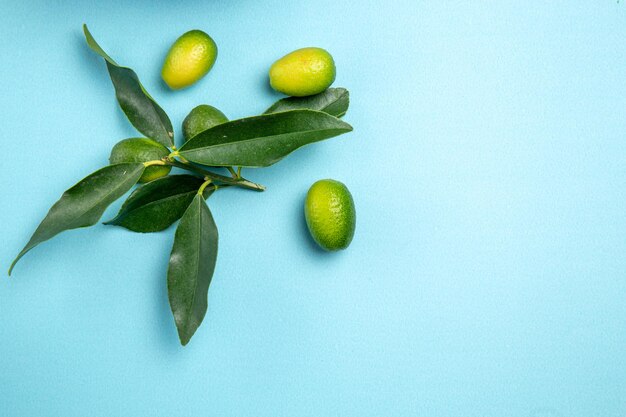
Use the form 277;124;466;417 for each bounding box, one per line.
109;138;171;183
162;30;218;90
269;47;336;97
304;179;356;251
182;104;229;141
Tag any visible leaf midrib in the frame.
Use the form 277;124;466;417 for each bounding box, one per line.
319;92;348;114
180;126;349;156
110;64;172;142
185;197;204;337
266;89;348;115
9;164;143;274
77;165;143;226
115;190;197;222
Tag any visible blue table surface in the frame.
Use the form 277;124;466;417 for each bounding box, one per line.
1;1;625;416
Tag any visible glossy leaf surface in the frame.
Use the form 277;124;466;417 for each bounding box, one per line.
84;25;174;148
264;88;349;118
104;175;213;233
10;163;145;274
167;194;218;345
178;110;352;167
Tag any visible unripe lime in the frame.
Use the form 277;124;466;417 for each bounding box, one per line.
304;179;356;251
269;47;336;97
182;105;229;141
161;30;218;90
109;138;171;183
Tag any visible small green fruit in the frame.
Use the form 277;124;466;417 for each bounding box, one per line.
162;30;218;90
304;179;356;251
109;138;171;183
182;105;229;141
269;47;336;97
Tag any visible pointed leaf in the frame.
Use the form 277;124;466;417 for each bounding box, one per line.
83;24;174;148
10;163;145;274
264;88;349;118
178;110;352;167
167;194;218;345
104;175;214;233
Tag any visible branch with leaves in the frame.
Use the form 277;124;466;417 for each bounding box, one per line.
9;25;352;346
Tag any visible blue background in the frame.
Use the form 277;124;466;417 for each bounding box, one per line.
1;1;625;416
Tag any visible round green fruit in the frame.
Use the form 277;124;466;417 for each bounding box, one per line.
269;47;336;97
304;179;356;251
182;105;229;141
162;30;218;90
109;138;171;183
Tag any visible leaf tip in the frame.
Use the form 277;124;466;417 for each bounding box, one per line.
178;330;192;346
8;258;18;276
8;248;29;276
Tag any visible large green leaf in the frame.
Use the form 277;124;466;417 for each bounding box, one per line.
9;163;145;275
83;24;174;148
264;88;349;118
104;175;214;233
178;110;353;167
167;194;218;346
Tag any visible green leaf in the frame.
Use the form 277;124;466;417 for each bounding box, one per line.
167;194;218;346
83;24;174;148
178;110;353;167
9;163;145;275
264;88;349;118
104;175;214;233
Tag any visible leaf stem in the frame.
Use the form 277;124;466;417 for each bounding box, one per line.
165;159;265;192
169;150;191;164
197;179;213;195
143;160;167;167
226;166;238;178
